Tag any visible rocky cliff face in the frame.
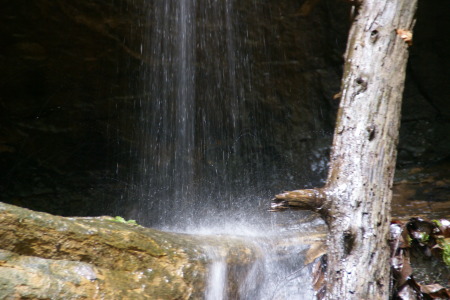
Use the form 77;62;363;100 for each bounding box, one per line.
0;0;449;217
399;0;450;165
0;1;143;216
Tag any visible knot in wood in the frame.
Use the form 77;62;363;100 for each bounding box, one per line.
355;76;368;93
355;76;367;86
343;229;356;256
370;29;379;43
366;124;376;141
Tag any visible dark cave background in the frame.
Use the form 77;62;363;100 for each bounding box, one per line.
0;0;449;218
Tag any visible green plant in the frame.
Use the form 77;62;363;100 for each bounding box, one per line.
112;216;138;225
418;232;430;244
442;239;450;266
432;219;443;228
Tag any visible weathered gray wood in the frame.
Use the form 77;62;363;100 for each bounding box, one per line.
272;0;418;298
325;1;417;298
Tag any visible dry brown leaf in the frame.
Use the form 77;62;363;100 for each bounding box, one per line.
396;29;413;46
305;241;327;265
312;256;327;300
296;0;321;16
420;283;450;298
332;92;342;100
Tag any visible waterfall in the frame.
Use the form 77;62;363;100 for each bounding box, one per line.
195;219;323;299
120;0;332;298
205;246;228;299
131;0;271;228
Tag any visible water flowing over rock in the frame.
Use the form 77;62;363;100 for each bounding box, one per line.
0;202;327;299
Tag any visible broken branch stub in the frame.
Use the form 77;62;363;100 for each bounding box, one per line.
271;188;329;219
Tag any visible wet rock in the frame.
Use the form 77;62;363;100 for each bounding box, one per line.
392;160;450;220
398;0;450;166
0;0;449;225
390;218;450;298
0;0;143;216
0;201;266;299
0;0;350;215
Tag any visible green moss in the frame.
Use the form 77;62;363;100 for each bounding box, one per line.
441;239;450;266
112;216;138;225
432;219;443;228
418;232;430;244
406;234;413;245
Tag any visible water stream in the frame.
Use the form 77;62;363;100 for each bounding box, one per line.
123;1;331;298
195;217;325;299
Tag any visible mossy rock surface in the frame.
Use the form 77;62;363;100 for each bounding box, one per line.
0;202;262;299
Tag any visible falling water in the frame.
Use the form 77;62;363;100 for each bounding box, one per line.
195;219;325;299
121;0;333;298
204;246;227;299
130;0;282;228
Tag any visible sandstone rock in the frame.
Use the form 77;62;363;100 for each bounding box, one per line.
0;202;262;299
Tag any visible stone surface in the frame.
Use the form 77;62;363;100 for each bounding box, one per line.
0;0;144;216
0;0;448;222
0;201;265;299
0;0;349;216
392;159;450;220
398;0;450;165
0;201;328;299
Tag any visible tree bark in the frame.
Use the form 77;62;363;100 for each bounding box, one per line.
272;0;418;298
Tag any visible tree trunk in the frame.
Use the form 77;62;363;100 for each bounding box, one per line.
272;0;418;298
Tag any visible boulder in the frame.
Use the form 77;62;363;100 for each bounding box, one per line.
0;202;259;299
